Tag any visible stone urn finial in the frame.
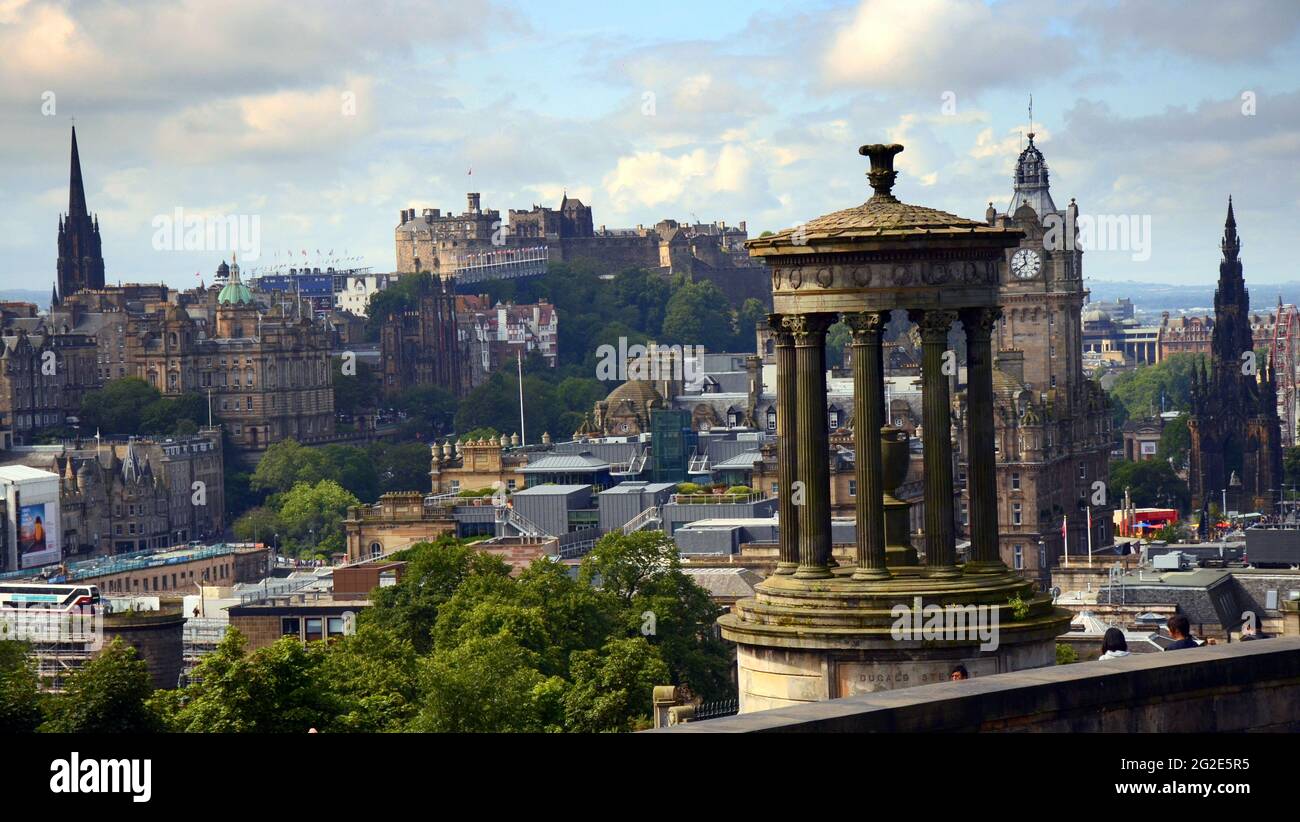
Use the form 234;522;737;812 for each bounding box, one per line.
858;143;904;199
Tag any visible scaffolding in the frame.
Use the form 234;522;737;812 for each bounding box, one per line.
1272;303;1299;445
450;246;548;285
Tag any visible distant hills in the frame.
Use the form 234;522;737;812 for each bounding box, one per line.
0;289;52;310
1085;280;1300;313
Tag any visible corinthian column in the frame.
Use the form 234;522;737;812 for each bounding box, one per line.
962;306;1005;573
786;312;835;579
769;314;799;575
845;311;890;580
910;308;960;578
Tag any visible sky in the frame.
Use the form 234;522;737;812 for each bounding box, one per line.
2;0;1300;293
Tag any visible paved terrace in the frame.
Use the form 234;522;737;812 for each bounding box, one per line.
657;638;1300;733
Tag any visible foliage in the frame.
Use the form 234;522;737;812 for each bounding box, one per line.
1284;446;1300;489
1106;354;1201;426
826;321;851;368
41;638;160;733
79;377;207;437
1056;643;1079;665
234;479;360;557
564;637;670;733
1155;414;1190;469
0;641;42;733
1109;458;1191;512
158;631;343;733
661;279;736;353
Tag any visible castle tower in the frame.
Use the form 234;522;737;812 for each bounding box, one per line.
56;126;106;298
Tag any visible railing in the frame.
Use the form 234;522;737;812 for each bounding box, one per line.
557;533;600;560
495;506;546;537
693;698;740;722
621;506;662;535
668;491;768;506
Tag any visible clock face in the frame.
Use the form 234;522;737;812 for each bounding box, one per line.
1010;248;1042;280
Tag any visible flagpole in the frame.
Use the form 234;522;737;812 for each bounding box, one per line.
1063;514;1069;566
517;349;526;447
1087;506;1093;567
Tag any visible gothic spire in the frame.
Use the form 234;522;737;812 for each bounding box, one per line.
69;125;88;218
1221;196;1240;262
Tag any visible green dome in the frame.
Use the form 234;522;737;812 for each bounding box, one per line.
218;281;254;305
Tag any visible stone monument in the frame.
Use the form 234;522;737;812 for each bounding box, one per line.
719;143;1072;713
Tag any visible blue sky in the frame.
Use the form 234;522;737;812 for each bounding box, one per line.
2;0;1299;292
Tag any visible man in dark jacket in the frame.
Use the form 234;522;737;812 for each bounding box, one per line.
1165;614;1200;650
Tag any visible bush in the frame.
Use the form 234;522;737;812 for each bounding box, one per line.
725;485;751;497
676;482;703;495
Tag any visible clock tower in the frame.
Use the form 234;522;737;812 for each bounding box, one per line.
955;128;1112;581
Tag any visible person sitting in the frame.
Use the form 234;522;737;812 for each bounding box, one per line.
1098;627;1130;660
949;665;969;681
1164;614;1200;650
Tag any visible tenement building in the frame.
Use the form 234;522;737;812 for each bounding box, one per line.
963;131;1113;578
1188;200;1283;514
0;323;99;443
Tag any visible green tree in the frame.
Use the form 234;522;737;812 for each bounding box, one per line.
250;439;331;495
826;321;851;368
1107;353;1201;426
274;480;361;557
564;637;670;732
1109;459;1190;512
1284;446;1300;490
0;641;42;733
162;630;342;733
41;638;159;733
733;298;769;353
363;539;512;654
80;377;207;436
391;384;457;439
412;633;566;733
371;441;436;494
579;532;732;699
661;279;735;352
1156;414;1190;469
321;623;422;732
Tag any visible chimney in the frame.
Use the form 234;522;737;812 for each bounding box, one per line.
399;210;407;226
739;220;747;233
467;193;481;214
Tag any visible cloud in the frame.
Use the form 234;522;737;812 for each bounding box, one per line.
821;0;1077;94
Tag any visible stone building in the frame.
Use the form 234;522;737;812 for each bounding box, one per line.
0;324;99;443
1188;201;1283;514
379;273;464;397
960;131;1114;579
3;429;225;557
395;193;767;307
457;295;558;388
126;263;334;450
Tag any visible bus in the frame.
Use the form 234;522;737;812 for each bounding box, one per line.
0;583;101;612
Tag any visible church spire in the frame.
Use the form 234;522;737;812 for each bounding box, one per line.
69;125;88;218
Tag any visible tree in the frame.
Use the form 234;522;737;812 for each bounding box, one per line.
274;480;361;557
371;441;436;494
321;623;422;732
161;630;343;733
1284;446;1300;490
412;632;566;733
391;384;457;439
579;532;733;699
1107;353;1201;426
79;377;206;436
250;439;331;495
363;539;512;654
564;637;670;732
0;641;42;733
733;298;769;353
826;321;851;368
333;358;379;416
1156;414;1190;469
661;279;735;353
41;638;159;733
1109;459;1190;512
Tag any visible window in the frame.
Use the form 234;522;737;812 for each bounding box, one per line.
370;542;382;557
327;617;346;639
1011;472;1020;491
1050;375;1057;388
1012;503;1022;526
1079;462;1087;480
848;480;857;497
450;480;461;493
507;479;517;491
961;502;969;526
304;618;324;642
766;409;776;431
1013;544;1024;570
771;483;779;496
727;411;738;427
281;618;300;637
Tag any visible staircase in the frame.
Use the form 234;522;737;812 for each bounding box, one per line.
621;505;663;535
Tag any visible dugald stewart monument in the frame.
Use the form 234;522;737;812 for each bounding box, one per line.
721;143;1072;713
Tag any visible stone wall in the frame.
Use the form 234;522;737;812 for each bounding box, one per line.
658;638;1300;732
